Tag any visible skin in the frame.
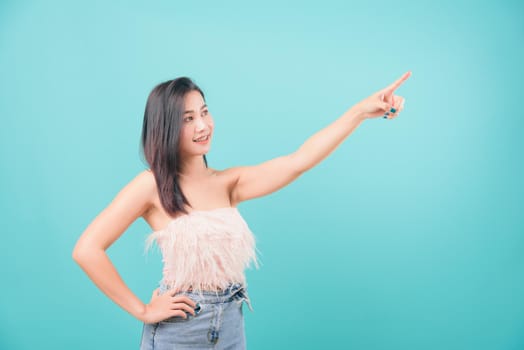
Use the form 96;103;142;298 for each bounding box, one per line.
72;71;411;324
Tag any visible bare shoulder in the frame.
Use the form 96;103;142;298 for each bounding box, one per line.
128;168;157;205
211;166;242;187
208;167;244;205
73;169;157;252
137;168;156;186
108;169;157;219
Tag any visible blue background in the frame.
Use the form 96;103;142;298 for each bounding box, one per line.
1;0;523;349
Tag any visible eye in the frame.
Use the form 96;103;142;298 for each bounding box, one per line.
202;109;209;116
184;116;193;122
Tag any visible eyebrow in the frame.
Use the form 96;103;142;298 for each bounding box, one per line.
183;104;207;115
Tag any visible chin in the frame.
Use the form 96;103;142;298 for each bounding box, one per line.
193;146;212;156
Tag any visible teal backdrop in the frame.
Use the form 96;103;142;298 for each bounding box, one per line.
1;0;523;349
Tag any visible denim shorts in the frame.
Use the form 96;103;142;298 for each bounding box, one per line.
140;283;253;350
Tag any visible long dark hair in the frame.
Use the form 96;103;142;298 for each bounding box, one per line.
139;77;207;216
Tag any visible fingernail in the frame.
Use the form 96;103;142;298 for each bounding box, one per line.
195;303;201;314
390;107;397;113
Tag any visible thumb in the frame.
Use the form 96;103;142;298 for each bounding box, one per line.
379;91;393;105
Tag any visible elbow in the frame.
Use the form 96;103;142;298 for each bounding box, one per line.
72;245;85;264
289;152;312;174
72;240;105;265
72;242;94;265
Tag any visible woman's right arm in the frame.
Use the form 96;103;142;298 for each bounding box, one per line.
72;170;196;323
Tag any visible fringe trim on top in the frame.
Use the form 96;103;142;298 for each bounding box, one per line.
145;207;260;294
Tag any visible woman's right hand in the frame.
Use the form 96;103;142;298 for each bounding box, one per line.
140;288;197;324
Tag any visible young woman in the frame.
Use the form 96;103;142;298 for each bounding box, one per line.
72;71;411;349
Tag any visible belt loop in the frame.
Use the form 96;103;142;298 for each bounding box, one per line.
233;285;254;312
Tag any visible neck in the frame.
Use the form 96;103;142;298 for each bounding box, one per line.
179;155;208;179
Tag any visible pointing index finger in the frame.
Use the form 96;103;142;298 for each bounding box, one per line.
384;71;412;94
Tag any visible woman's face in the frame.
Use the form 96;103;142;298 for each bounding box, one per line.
178;90;214;158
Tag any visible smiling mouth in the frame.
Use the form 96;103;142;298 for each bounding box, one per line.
193;135;210;142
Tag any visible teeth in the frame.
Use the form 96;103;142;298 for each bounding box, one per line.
194;135;208;142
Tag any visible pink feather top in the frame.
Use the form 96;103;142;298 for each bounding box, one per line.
145;207;259;293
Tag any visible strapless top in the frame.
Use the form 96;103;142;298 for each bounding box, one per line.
145;207;259;293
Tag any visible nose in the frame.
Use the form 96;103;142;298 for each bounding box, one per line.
195;117;206;132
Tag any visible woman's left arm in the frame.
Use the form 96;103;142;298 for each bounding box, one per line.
228;71;411;205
